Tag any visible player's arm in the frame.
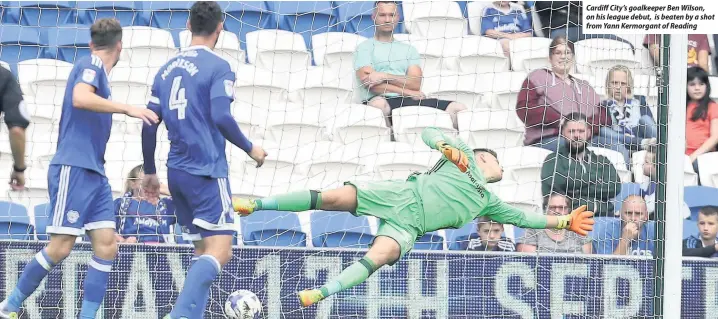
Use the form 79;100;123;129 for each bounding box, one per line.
484;196;594;236
72;63;158;124
142;78;164;181
210;70;266;166
421;127;471;172
0;68;30;189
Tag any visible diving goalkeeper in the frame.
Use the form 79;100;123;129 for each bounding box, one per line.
232;127;595;308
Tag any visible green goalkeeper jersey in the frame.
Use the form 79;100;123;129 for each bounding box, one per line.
409;128;546;233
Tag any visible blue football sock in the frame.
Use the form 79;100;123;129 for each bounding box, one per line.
79;255;113;319
5;249;57;312
171;255;220;319
188;254;209;318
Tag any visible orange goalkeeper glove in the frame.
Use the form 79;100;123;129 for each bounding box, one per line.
436;141;469;172
556;205;595;236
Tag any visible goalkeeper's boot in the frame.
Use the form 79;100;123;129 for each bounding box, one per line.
0;300;18;319
233;197;257;216
298;289;325;308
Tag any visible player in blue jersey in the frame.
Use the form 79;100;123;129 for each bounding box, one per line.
0;18;159;319
140;2;267;318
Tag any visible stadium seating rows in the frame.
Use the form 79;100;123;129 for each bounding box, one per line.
1;1;717;252
3;183;717;251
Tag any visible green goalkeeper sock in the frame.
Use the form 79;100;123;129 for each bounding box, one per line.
319;257;378;297
256;190;322;212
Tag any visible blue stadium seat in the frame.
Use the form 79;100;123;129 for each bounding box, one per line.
267;1;337;58
684;186;718;220
683;219;699;239
34;203;51;241
311;211;373;248
0;25;46;74
73;1;146;26
222;1;274;54
3;1;75;27
612;182;643;213
45;24;90;62
0;201;34;240
241;210;306;247
512;227;526;241
445;222;475;250
173;223;190;245
334;1;374;37
414;231;444;250
144;1;192;46
334;1;405;38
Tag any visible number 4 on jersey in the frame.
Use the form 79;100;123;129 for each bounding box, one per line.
169;76;188;120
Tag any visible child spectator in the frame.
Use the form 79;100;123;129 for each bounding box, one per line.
641;143;691;219
480;1;532;58
115;165;175;244
599;65;657;163
457;217;516;252
686;66;718;172
683;206;718;257
517;193;592;254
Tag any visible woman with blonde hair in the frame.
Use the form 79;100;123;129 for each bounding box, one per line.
115;164;175;244
598;64;657;163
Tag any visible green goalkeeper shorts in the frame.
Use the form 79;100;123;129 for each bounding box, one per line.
344;180;424;263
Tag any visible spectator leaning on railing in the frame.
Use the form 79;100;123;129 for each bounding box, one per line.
683;206;718;258
457;216;516;252
516;36;610;152
517;192;592;254
115;165;174;244
540;112;621;217
479;1;532;59
353;1;467;129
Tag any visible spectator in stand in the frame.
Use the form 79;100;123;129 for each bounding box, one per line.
115;165;175;244
644;34;709;72
517;193;592;253
686;66;718;173
683;206;718;257
457;216;516;252
480;1;532;59
354;1;467;129
516;36;611;152
641;143;691;220
593;195;655;256
541;112;621;217
533;1;633;48
599;65;657;163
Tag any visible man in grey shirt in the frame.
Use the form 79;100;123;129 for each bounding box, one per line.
517;193;592;254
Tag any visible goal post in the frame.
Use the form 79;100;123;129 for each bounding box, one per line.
656;33;687;319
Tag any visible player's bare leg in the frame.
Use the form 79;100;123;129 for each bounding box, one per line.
298;236;401;307
234;185;358;215
0;234;75;318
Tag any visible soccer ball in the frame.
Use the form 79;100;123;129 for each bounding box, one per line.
224;290;262;319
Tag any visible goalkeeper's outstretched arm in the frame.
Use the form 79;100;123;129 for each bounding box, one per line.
486;199;595;236
422;127;464;151
422;127;472;172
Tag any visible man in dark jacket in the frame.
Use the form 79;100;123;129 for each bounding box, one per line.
541;112;621;217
